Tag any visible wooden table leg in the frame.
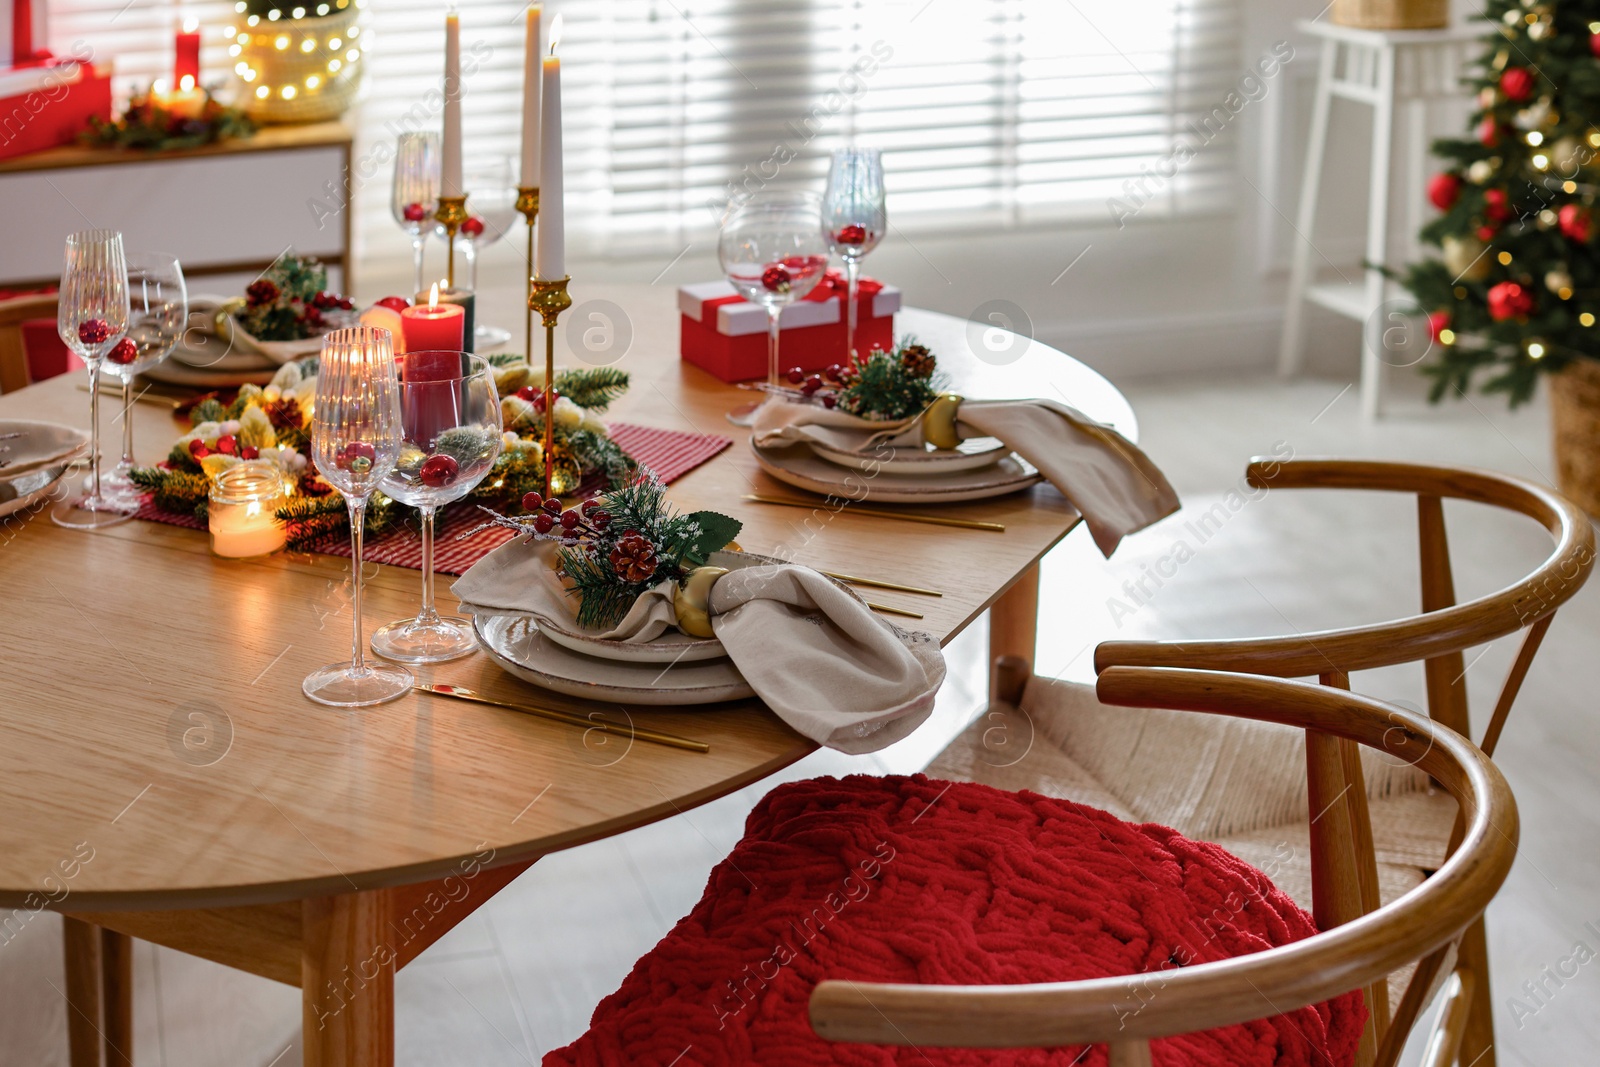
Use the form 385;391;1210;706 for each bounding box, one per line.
989;562;1040;702
303;891;395;1067
100;929;133;1067
61;917;103;1067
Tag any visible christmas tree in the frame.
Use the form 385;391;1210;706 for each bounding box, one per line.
1400;0;1600;405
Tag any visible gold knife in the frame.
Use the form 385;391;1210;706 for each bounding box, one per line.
415;683;710;753
821;571;943;597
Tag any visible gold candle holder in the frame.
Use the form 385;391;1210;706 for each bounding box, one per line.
434;194;469;290
515;185;540;362
528;275;572;500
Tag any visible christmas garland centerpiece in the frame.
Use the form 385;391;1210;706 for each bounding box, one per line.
762;339;968;449
475;473;742;634
226;255;358;348
83;87;255;152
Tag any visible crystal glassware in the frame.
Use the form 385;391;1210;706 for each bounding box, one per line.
822;147;886;365
304;326;413;707
371;351;502;663
52;229;131;530
717;190;829;425
393;132;442;297
440;154;519;350
102;252;187;511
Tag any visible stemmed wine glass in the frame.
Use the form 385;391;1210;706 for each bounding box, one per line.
822;148;886;364
102;252;187;511
371;351;502;663
305;327;412;707
442;154;519;350
717;191;829;425
53;229;130;530
392;132;441;298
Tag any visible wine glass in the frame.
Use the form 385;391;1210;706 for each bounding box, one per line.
717;191;829;425
442;154;518;350
822;147;886;364
393;132;441;298
304;327;413;708
102;252;187;511
371;351;502;663
52;229;131;530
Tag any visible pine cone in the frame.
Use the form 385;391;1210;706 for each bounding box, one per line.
608;532;659;584
900;344;936;378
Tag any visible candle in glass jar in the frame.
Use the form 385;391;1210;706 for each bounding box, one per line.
441;8;464;198
175;16;201;90
400;284;466;352
209;462;288;558
535;15;564;280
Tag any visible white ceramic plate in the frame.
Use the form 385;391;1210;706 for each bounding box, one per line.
0;420;91;480
808;436;1009;476
474;613;757;706
753;440;1041;503
0;463;71;518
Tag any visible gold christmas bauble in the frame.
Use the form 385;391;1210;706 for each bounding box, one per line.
1546;268;1574;296
1443;235;1492;282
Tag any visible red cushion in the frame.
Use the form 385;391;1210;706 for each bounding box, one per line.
0;287;76;384
546;775;1365;1067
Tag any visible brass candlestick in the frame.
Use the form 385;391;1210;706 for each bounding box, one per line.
433;194;469;290
515;185;540;361
528;275;572;500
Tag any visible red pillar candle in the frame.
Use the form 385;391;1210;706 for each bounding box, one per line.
399;287;466;352
174;17;201;91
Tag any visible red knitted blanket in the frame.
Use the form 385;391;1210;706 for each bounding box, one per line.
546;775;1365;1066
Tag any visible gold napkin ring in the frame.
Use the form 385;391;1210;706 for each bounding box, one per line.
673;566;727;638
920;394;965;451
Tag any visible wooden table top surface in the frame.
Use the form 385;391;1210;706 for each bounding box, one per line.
0;283;1133;910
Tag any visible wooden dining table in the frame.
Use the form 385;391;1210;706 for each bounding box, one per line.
0;282;1135;1066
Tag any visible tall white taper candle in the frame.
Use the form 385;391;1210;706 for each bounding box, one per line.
441;8;464;198
519;5;542;188
535;15;565;279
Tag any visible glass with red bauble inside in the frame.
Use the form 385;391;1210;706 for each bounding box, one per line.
101;252;187;511
822;147;886;365
717;190;829;425
371;352;503;664
53;229;130;530
436;155;519;350
392;132;441;297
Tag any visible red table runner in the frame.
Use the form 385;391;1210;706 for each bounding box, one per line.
132;422;732;576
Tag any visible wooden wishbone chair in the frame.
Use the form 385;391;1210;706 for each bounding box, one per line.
1087;457;1593;1067
813;668;1519;1067
0;292;59;393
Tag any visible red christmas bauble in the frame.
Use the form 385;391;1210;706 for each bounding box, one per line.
1477;116;1500;147
516;384;539;402
1427;310;1451;343
1487;281;1535;322
462;216;486;237
337;440;376;472
188;439;210;460
107;337;137;365
1591;31;1600;57
1427;172;1462;211
376;296;410;312
77;319;111;345
419;453;459;488
1499;67;1535;103
834;224;868;245
240;445;260;460
1476;224;1498;242
761;264;792;293
403;202;428;222
1483;188;1512;223
1559;203;1593;242
215;434;238;456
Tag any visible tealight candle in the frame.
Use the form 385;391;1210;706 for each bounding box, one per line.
209;461;288;558
400;284;466;352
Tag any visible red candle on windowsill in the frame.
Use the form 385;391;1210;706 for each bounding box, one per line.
399;285;466;352
174;16;201;90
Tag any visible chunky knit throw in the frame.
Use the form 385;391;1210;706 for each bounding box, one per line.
546;775;1365;1066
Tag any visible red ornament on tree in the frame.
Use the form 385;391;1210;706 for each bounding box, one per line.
107;337;137;364
1476;223;1499;242
1477;116;1500;147
462;216;486;237
419;453;459;488
761;264;792;293
1427;172;1462;211
1487;281;1536;322
1499;67;1536;103
1559;203;1593;242
1483;188;1512;223
403;202;428;222
1427;310;1451;343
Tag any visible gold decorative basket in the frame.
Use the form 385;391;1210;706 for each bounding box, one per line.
237;2;364;125
1330;0;1448;29
1549;357;1600;518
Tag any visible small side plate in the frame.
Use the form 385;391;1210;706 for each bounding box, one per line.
808;436;1008;476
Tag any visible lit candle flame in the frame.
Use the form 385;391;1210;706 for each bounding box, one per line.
183;15;199;32
428;282;441;309
549;13;562;56
179;74;196;91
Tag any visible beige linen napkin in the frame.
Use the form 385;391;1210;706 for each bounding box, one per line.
452;540;945;754
752;398;1179;556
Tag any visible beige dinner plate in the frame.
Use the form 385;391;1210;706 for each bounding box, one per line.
474;613;757;705
752;440;1041;503
808;435;1009;476
0;420;91;480
0;462;71;518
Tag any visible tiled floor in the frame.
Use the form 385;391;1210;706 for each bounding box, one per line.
3;371;1595;1066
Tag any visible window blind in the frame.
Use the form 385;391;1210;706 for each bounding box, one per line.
48;0;1242;262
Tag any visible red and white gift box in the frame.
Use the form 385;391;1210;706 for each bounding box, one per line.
679;269;900;383
0;58;113;162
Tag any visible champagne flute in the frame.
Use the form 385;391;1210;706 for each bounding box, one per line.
102;252;187;511
305;327;413;707
52;229;131;530
372;351;502;663
717;191;829;425
441;154;519;350
393;132;441;298
822;147;886;365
